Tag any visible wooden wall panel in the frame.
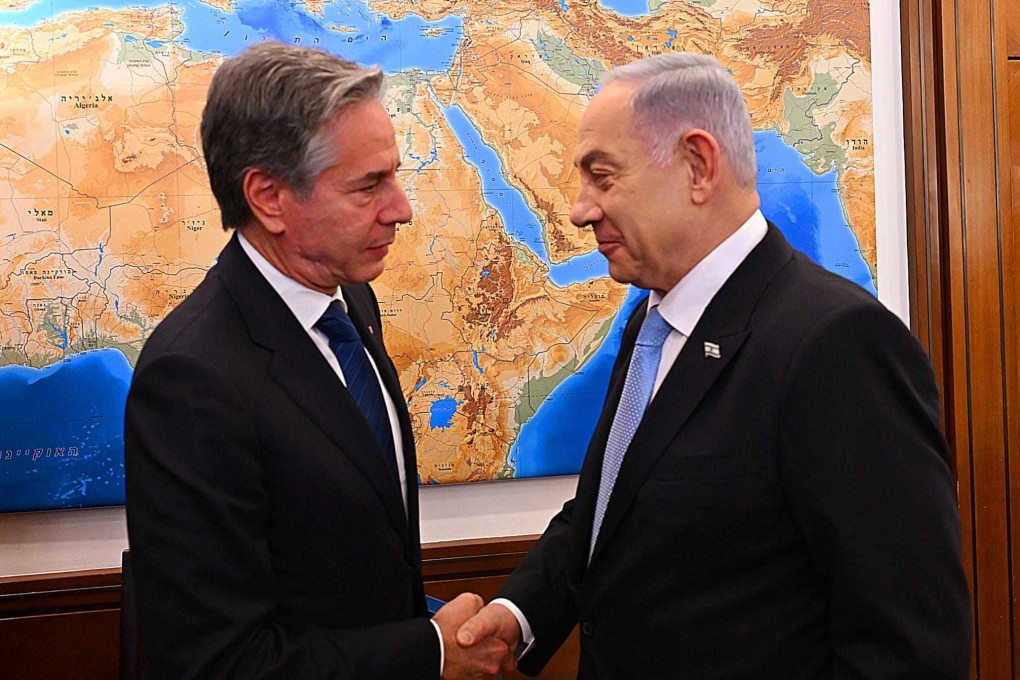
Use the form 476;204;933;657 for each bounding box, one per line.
956;5;1012;678
0;610;120;680
0;570;123;680
903;0;1020;676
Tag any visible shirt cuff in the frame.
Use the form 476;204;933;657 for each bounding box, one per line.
489;597;535;659
429;619;444;676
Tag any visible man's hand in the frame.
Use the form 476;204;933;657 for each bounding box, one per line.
457;603;523;676
434;593;510;680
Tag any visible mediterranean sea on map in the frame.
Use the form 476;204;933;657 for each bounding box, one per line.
0;0;880;510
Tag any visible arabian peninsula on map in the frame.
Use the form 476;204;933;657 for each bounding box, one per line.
0;0;874;511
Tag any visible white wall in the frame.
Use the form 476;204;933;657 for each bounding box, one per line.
0;476;576;577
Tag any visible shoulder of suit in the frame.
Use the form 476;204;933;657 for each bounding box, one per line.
755;250;890;334
139;272;241;361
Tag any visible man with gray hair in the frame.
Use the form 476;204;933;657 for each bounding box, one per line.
125;42;507;679
456;53;971;679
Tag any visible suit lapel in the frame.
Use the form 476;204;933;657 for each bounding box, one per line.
587;225;794;564
215;235;408;535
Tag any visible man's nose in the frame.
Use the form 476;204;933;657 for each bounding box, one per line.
386;184;413;225
569;189;601;228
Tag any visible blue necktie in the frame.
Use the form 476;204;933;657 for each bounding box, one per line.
590;304;672;559
316;301;397;476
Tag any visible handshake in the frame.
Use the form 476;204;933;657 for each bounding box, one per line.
434;594;525;680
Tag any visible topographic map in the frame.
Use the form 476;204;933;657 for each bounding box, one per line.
0;0;875;511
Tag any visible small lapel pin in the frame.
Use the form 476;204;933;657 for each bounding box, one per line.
367;325;374;335
704;342;721;359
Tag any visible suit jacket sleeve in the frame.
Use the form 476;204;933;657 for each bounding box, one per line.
778;303;971;679
125;351;440;680
496;497;581;676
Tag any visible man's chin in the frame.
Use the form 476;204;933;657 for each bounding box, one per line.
341;261;387;285
605;261;637;287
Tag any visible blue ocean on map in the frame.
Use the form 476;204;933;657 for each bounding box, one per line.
0;350;130;512
0;0;464;72
756;131;876;295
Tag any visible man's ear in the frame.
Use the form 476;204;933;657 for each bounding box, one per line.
679;129;722;205
242;168;290;235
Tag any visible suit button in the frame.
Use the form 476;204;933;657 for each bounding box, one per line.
581;622;594;637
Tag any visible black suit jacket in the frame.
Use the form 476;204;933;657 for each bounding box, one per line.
125;233;438;679
501;225;971;679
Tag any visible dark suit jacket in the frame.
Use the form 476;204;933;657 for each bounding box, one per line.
501;225;971;679
125;233;438;679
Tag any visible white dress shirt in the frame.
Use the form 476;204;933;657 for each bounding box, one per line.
648;209;768;397
494;209;769;654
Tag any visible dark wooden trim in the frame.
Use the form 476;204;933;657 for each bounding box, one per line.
901;0;946;382
0;568;122;619
0;537;538;618
422;535;539;581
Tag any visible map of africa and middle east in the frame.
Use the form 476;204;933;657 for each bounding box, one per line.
0;0;877;512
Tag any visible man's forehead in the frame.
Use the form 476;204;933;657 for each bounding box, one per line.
574;84;638;166
583;83;635;122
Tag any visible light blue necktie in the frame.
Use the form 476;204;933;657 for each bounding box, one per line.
590;304;673;559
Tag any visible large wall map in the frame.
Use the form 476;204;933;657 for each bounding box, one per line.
0;0;875;512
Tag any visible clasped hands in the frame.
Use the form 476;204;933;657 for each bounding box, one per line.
433;593;523;680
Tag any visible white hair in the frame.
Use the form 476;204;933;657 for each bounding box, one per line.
603;53;757;187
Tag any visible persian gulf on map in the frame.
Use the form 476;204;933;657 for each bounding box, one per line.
0;0;876;512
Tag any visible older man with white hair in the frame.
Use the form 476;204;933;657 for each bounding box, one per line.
456;53;971;680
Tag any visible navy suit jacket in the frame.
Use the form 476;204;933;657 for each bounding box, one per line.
126;233;438;679
501;225;971;679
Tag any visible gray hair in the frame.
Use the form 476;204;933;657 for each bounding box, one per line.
200;42;384;230
603;53;757;187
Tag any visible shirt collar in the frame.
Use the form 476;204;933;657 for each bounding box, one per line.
237;231;347;331
649;209;768;337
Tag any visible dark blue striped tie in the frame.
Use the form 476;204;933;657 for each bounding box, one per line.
316;301;397;475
